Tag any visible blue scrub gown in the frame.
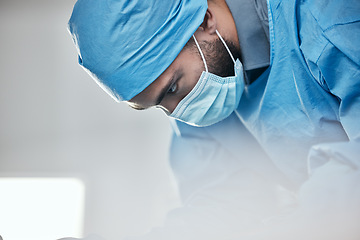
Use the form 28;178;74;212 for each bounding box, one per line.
126;0;360;239
236;0;360;184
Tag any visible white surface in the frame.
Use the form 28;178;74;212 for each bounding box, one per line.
0;178;84;240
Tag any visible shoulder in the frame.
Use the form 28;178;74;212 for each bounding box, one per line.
299;0;360;65
297;0;360;89
301;0;360;30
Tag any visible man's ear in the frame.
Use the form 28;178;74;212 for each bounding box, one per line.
199;8;217;35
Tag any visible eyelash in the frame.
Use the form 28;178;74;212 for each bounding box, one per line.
168;83;177;94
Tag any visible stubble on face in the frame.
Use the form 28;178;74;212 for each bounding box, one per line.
185;37;241;77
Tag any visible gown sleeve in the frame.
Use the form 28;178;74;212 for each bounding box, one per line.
123;115;288;240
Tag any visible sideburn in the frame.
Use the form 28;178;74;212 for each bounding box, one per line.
200;38;241;77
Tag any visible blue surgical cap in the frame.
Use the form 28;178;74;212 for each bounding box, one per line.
68;0;208;101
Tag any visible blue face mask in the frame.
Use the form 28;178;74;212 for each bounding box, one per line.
169;30;245;127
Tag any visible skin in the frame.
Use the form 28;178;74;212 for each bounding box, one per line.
128;0;240;114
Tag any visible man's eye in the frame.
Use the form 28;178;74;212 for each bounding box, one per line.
168;84;177;94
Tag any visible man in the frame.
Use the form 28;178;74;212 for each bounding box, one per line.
67;0;360;239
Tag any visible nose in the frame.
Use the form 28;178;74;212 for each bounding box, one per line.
156;99;180;115
155;105;171;115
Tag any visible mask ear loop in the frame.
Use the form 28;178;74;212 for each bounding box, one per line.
217;29;249;86
216;30;236;64
192;35;209;72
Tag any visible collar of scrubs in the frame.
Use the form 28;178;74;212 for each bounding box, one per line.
225;0;270;72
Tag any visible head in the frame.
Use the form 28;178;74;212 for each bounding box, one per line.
128;0;241;113
68;0;240;114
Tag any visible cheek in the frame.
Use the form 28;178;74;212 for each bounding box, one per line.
180;69;202;99
164;68;203;113
161;50;203;113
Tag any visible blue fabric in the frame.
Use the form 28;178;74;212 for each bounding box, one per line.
235;0;360;184
123;114;285;240
154;0;360;238
225;0;270;71
69;1;360;239
68;0;207;101
169;59;244;127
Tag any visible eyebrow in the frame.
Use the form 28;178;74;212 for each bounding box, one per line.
154;69;181;106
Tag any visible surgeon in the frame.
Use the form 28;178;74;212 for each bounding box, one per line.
67;0;360;239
